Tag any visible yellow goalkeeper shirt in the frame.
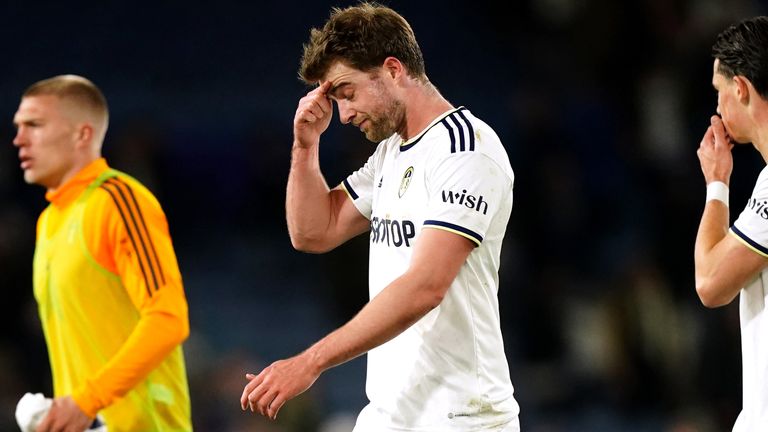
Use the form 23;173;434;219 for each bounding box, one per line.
33;158;192;431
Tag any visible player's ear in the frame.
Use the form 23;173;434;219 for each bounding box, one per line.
382;57;403;80
733;75;751;105
74;123;94;149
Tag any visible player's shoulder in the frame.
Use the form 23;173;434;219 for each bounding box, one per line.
756;165;768;186
91;170;163;213
748;165;768;198
423;107;504;156
423;108;511;172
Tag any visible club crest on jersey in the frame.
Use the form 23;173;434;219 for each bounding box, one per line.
398;166;414;198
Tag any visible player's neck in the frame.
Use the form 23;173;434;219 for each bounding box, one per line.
753;134;768;163
46;154;100;195
401;84;453;140
750;102;768;163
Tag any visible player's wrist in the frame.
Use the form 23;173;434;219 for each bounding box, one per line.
70;390;100;419
706;181;729;207
292;136;319;151
291;142;319;162
302;341;333;375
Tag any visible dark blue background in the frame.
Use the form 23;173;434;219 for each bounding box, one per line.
1;1;766;430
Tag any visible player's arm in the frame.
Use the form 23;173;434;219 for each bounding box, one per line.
286;149;369;253
695;206;768;307
287;81;370;253
695;115;768;306
71;180;189;418
240;228;474;419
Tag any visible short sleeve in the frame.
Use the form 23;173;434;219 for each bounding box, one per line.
732;169;768;257
341;145;384;220
424;152;512;246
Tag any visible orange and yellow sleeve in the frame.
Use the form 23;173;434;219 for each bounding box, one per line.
71;176;189;417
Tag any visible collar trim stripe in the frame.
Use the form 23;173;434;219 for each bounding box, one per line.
400;107;467;152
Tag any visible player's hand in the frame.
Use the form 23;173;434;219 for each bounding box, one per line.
697;115;734;185
293;80;334;149
35;396;94;432
240;352;320;420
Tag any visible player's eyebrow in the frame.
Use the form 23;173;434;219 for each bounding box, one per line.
328;82;350;100
13;115;39;128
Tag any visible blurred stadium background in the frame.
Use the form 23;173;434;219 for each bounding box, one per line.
1;0;766;430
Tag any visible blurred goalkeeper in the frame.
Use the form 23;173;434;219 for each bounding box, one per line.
13;75;192;432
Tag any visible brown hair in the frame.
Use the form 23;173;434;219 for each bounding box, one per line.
299;2;426;83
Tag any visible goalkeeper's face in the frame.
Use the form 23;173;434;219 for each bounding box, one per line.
12;95;83;191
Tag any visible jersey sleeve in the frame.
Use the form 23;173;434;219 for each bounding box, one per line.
73;177;189;417
423;151;512;246
340;144;384;219
731;170;768;257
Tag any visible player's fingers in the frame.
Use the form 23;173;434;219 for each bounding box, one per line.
316;94;332;114
240;384;250;410
297;89;332;121
318;80;332;94
296;106;317;123
308;81;333;112
241;381;254;410
710;115;727;149
267;393;287;420
297;101;327;124
257;389;279;417
46;416;63;432
308;98;329;118
699;126;714;150
307;94;333;115
247;382;270;413
241;373;263;410
35;410;53;432
243;386;261;412
307;80;332;100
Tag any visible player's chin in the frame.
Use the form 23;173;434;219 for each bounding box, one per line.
722;130;737;144
23;171;37;185
727;134;749;146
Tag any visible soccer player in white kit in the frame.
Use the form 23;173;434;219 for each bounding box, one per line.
240;3;520;431
695;16;768;431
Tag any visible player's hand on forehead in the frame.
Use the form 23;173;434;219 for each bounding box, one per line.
314;80;336;101
314;80;331;95
293;80;334;147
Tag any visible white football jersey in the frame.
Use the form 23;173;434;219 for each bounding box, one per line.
342;107;520;431
730;165;768;432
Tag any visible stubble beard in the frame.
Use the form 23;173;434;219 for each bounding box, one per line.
363;98;405;143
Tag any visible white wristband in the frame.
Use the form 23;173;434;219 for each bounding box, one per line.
706;181;729;207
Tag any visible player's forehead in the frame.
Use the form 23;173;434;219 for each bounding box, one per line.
712;58;726;89
325;62;370;97
14;95;56;123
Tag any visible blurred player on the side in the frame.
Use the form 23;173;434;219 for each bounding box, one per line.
13;75;192;432
695;15;768;431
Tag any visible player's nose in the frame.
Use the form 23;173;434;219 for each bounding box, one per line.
12;128;26;147
337;101;355;125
